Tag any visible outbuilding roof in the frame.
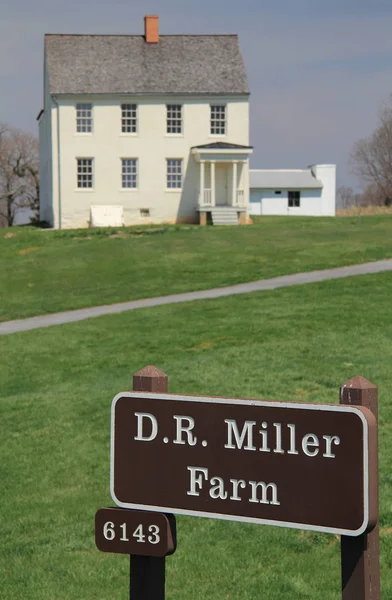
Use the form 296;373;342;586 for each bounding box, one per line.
44;34;249;96
250;169;323;190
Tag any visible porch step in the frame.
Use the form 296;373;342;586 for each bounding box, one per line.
211;208;239;226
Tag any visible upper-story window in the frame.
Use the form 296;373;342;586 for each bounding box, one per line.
121;104;137;133
76;103;93;133
288;191;301;207
166;105;182;134
210;105;226;135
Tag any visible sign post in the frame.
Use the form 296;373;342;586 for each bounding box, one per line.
130;366;171;600
340;376;380;600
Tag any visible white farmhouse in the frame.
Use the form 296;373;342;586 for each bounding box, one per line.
249;165;336;217
38;15;253;228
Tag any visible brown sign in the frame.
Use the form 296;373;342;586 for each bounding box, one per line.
110;392;377;536
95;508;176;557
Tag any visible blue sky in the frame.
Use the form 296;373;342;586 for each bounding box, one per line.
2;0;392;189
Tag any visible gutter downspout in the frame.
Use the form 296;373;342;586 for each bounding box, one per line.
52;96;62;229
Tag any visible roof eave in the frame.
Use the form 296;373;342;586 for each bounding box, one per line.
49;91;250;97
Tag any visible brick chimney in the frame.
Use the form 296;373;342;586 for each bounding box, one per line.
144;15;159;43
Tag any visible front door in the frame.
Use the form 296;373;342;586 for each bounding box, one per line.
215;164;228;205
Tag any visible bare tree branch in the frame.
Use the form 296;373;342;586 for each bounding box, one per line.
351;96;392;204
0;123;39;227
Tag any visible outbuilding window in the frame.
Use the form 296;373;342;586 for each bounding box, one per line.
288;191;301;207
77;158;93;188
76;103;93;133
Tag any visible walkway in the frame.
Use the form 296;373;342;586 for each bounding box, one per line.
1;259;392;335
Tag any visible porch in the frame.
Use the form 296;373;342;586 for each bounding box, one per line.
191;142;253;225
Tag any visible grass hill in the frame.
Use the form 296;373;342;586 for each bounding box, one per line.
1;216;391;599
1;214;392;321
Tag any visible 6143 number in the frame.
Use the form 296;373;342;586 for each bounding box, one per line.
103;521;160;544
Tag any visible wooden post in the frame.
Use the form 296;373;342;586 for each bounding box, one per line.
130;365;168;600
340;376;380;600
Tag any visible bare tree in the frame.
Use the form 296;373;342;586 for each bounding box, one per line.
0;124;39;227
337;186;355;209
351;97;392;205
359;182;390;207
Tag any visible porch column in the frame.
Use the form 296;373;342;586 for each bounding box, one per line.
232;161;238;206
199;160;205;206
210;161;216;207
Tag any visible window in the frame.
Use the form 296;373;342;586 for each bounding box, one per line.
77;158;93;188
275;191;282;195
210;105;226;135
166;105;182;134
288;191;301;207
121;158;138;188
76;103;92;133
166;159;182;189
121;104;137;133
140;209;150;217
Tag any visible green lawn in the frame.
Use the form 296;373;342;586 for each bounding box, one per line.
1;214;392;322
1;272;391;599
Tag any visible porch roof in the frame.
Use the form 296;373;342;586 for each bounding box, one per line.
191;141;253;162
191;142;253;150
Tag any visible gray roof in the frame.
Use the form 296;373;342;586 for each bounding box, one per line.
45;34;249;95
250;169;323;190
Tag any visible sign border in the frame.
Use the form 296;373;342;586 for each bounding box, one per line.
110;392;370;537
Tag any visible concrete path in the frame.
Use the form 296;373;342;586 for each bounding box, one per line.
1;259;392;336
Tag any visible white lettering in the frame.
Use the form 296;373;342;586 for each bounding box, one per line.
302;433;319;457
229;479;246;501
273;422;284;454
259;421;270;453
173;416;197;446
209;477;228;499
187;466;208;496
287;424;298;455
225;419;256;451
134;413;158;442
323;435;340;458
249;481;280;505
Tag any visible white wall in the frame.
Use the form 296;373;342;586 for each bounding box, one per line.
249;189;325;216
39;59;54;224
49;95;249;228
310;164;336;216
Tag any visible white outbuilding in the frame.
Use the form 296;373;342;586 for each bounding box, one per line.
249;164;336;217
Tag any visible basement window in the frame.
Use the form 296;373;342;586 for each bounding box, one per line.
140;209;150;217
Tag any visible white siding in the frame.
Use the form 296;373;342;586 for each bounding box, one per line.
39;59;54;225
310;165;336;216
52;95;250;228
249;189;324;216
